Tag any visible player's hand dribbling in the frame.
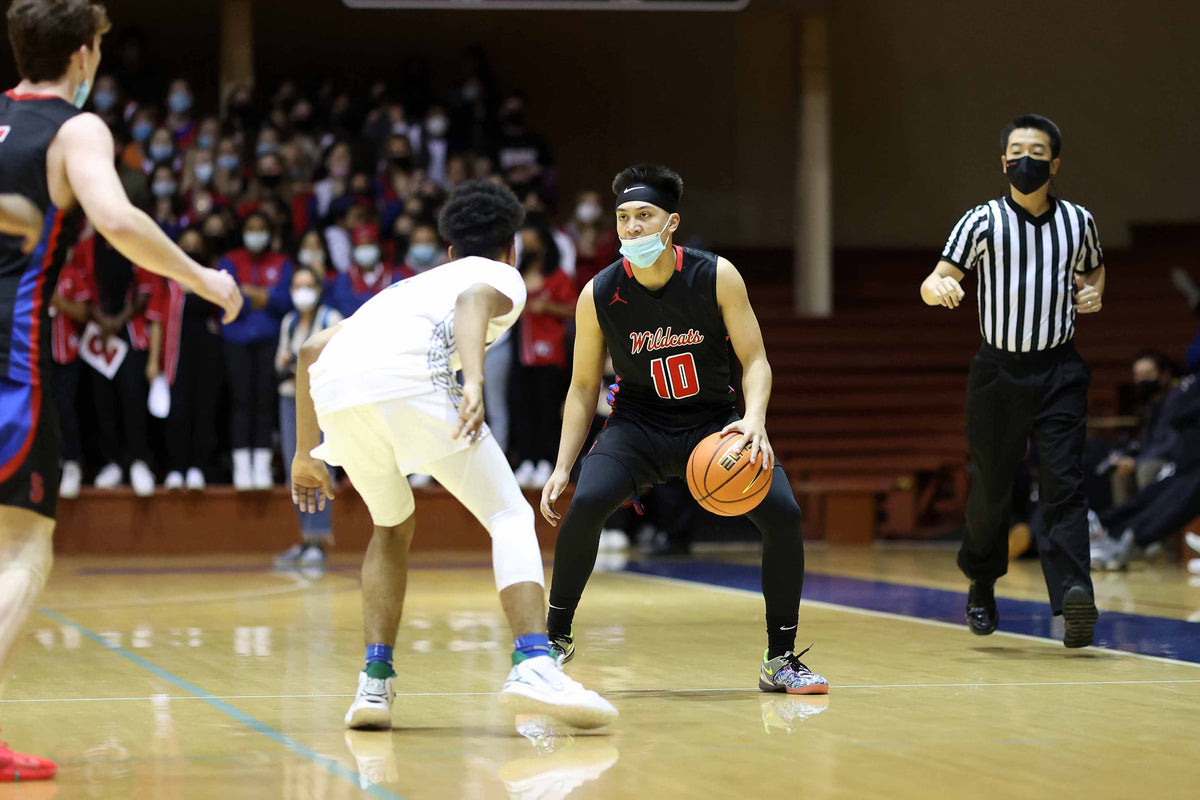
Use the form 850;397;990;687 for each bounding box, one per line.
291;454;334;513
930;276;965;309
540;467;569;527
455;380;486;443
721;418;776;472
193;268;244;324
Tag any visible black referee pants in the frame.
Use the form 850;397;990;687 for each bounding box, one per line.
960;341;1093;614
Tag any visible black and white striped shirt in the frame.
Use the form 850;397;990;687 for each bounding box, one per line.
940;197;1104;353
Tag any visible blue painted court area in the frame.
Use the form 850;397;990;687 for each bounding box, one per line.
624;560;1200;665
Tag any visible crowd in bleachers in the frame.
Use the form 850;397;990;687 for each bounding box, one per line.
52;35;623;564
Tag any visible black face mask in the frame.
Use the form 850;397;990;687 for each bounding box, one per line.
1134;379;1161;401
390;155;413;171
183;249;208;263
259;173;283;190
1006;156;1052;195
502;110;525;128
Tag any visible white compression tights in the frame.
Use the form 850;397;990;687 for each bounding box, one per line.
0;508;54;675
424;435;545;591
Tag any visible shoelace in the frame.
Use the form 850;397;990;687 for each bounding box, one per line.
783;645;816;675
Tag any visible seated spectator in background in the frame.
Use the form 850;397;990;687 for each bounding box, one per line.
125;106;156;171
422;106;452;187
310;141;354;225
78;231;157;497
214;137;245;197
182;146;217;198
89;73;124;129
516;196;575;281
165;78;197;149
219;212;294;490
275;266;342;568
50;243;95;500
401;222;444;274
328;225;412;317
564;190;618;290
495;93;553;200
146;126;181;175
146;229;224;491
1108;350;1178;505
325;201;371;274
509;221;577;489
295;228;333;280
1093;371;1200;569
237;151;289;220
150;166;187;240
195;116;221;152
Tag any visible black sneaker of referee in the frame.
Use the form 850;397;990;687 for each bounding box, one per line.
966;581;998;635
1062;585;1098;648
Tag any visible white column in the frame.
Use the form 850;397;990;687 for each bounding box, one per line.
794;12;832;317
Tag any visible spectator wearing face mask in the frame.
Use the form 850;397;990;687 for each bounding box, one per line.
195;116;221;153
77;230;158;497
145;127;180;175
422;107;452;187
145;229;225;491
327;224;413;317
295;229;333;281
564;190;618;290
165;78;197;149
89;73;124;129
401;222;443;274
237;151;290;221
124;106;157;172
274;266;343;568
509;221;577;489
219;212;295;490
494;93;554;200
1106;350;1180;505
150;165;186;239
50;239;96;500
310;141;354;225
213;137;245;198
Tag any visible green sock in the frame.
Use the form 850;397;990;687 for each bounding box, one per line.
365;661;395;679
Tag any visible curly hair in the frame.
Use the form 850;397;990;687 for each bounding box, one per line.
437;180;524;259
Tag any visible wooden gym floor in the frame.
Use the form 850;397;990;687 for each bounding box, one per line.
2;545;1199;799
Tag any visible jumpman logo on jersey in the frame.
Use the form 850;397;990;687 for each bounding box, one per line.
609;287;628;306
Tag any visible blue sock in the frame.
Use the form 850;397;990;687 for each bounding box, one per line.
513;633;551;664
365;644;394;678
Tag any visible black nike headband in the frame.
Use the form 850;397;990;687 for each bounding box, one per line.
615;184;677;214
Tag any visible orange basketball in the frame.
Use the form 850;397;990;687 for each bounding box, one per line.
686;431;773;517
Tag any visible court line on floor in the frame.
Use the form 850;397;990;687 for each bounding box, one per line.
37;607;405;800
613;569;1200;671
9;674;1200;706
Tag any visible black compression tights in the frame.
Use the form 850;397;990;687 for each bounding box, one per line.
548;454;805;632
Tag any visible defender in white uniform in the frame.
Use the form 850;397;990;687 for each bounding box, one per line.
289;181;616;731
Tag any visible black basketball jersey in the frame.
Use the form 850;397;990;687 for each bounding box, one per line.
593;245;735;430
0;91;85;387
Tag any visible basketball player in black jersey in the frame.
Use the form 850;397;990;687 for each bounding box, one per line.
0;1;241;779
540;165;828;694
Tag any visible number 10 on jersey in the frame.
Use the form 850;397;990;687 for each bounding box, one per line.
650;353;700;399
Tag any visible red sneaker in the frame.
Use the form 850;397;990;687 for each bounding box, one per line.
0;742;57;781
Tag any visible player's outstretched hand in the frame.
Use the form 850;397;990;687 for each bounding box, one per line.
455;380;486;443
291;454;334;513
721;418;776;472
194;268;244;324
930;275;965;309
540;467;569;527
1073;274;1102;314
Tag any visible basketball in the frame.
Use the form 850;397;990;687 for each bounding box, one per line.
686;431;773;516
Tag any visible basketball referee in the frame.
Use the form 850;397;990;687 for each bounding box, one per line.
920;114;1104;648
